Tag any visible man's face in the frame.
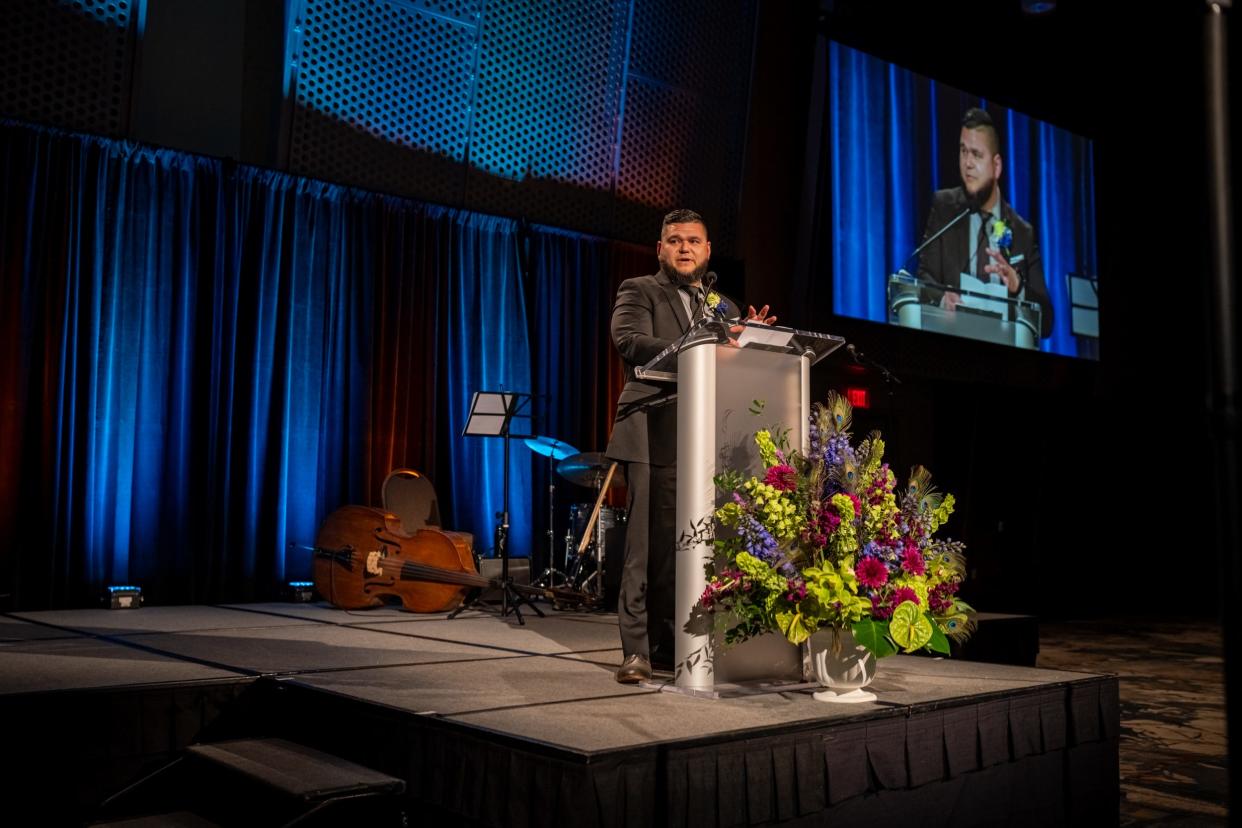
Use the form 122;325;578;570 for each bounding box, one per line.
958;127;1001;206
657;221;711;284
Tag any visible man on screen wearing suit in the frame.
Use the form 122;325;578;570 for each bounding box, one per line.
918;107;1054;338
605;209;775;684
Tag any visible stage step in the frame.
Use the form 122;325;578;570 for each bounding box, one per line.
92;738;406;827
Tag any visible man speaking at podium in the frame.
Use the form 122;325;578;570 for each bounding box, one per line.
605;209;774;684
918;108;1054;338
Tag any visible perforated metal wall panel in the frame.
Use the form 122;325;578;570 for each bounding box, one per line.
287;0;757;249
615;0;756;248
0;0;137;136
463;0;629;236
287;0;481;205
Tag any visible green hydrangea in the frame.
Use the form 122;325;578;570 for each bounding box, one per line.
754;429;779;468
743;479;805;542
929;493;956;533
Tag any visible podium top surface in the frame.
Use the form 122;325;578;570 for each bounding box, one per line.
636;320;845;382
888;271;1042;314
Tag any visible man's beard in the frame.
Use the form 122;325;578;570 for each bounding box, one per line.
659;259;710;284
965;178;995;211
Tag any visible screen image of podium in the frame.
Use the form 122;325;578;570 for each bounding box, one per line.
888;272;1043;350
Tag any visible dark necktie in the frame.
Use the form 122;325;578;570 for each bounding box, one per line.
682;285;704;321
975;218;990;280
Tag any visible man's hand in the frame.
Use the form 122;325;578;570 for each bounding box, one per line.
939;291;961;311
726;304;778;347
745;304;778;325
984;248;1021;293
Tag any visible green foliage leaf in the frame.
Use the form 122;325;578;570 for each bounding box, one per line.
925;612;951;655
850;619;898;659
749;399;766;415
714;469;745;494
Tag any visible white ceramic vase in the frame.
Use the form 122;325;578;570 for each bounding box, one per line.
805;626;878;703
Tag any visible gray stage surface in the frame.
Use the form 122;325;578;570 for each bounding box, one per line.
0;603;1120;826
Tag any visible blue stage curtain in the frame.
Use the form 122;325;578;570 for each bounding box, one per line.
435;208;533;562
0;122;532;607
525;225;618;573
829;42;920;325
824;42;1097;358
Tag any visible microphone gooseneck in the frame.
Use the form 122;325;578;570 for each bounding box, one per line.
896;207;973;286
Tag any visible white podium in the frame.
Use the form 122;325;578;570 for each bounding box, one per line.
636;320;844;692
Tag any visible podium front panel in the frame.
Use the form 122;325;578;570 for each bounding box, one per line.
675;343;808;690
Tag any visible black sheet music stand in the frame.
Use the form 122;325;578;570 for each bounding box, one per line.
454;391;544;624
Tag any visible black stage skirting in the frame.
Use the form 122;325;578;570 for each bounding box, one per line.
0;604;1115;826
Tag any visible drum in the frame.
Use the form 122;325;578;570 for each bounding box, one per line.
565;503;627;609
569;503;627;542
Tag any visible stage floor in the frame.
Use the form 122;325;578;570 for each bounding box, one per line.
1;603;1120;825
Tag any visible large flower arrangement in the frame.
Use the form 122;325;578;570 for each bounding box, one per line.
699;391;975;659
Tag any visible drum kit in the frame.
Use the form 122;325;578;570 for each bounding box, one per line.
522;435;626;607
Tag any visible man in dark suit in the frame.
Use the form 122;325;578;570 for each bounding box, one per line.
605;209;773;684
918;108;1054;338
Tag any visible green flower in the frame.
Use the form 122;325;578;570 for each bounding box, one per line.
754;430;779;467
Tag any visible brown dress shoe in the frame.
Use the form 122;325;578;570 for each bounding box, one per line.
615;654;652;684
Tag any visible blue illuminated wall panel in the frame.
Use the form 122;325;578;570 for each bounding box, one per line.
286;0;758;249
287;0;482;206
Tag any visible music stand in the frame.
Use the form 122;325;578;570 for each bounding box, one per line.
455;391;544;624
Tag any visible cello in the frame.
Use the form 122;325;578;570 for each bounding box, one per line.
312;505;587;612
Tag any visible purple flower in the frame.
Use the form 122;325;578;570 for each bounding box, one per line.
764;464;798;492
738;515;778;561
855;557;888;589
785;578;807;603
891;586;919;607
900;547;926;576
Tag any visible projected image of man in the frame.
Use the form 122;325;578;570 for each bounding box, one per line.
917;108;1053;337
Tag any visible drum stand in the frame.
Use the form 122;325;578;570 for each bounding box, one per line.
531;452;569;589
567;464;619;604
570;506;608;600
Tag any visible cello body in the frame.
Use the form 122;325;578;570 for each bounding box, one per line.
312;504;477;612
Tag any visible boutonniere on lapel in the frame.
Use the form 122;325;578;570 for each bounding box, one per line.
987;218;1013;257
705;291;729;318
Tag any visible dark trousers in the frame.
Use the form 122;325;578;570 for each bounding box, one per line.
618;461;676;665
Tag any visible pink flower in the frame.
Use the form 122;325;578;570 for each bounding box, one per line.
891;586;919;607
845;492;862;519
870;594;894;619
855;556;888;589
700;586;716;608
929;582;959;613
764;464;797;492
900;547;926;576
785;579;807;603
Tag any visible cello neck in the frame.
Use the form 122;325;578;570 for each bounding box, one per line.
398;559;494;590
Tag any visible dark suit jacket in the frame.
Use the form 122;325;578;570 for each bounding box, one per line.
917;187;1054;338
604;272;738;466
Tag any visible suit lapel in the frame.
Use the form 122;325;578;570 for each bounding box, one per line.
657;276;689;333
951;194;973;281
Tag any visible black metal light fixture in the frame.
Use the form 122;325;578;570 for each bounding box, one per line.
103;585;143;609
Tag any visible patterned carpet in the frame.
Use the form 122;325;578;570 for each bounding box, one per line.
1038;619;1228;826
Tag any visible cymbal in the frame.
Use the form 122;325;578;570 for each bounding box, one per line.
522;435;579;460
557;452;626;489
